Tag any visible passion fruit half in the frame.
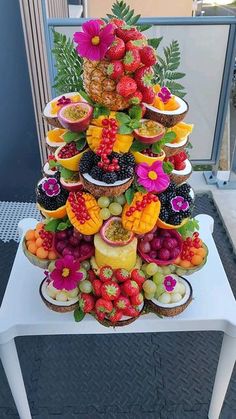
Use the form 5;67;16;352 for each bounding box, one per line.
100;217;134;247
134;119;165;144
58;102;93;132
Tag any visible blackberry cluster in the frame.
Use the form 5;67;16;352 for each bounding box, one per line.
37;180;68;211
158;182;194;225
79;151;135;184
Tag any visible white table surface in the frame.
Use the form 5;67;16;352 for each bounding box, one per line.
0;214;235;344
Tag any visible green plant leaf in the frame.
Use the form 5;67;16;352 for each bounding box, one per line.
63;131;80;143
57;222;68;231
130;140;147;152
148;37;163;49
177;218;199;239
116;112;131;124
163;131;176;142
125;187;135;205
163;161;174;174
79;90;94;105
109;1;141;26
136;184;147;193
118;125;133;134
74;307;85;322
49;159;59;169
151;142;162;155
60;167;74;180
76;137;86;151
93;104;110;119
44;218;60;232
130;120;141;129
128;105;142;121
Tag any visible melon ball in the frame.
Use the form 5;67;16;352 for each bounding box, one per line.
28;242;37;255
175;282;186;296
158;292;171;304
25;230;35;241
170;293;182;303
67;288;79;299
155;284;165;299
46;282;58;299
56;291;68;302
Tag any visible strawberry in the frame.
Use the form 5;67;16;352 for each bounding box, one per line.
92;279;102;297
139;46;157;66
175;161;186;171
114;268;130;283
79;293;95;313
106;37;125;60
134;66;154;90
128;90;143;105
123;306;140;317
99;265;113;282
123;279;139;297
130;292;144;306
141;86;155;104
126;39;147;51
116;76;137;97
107;60;124;80
116;26;143;43
96;311;106;321
95;298;113;314
109;308;123;324
87;269;97;282
109;18;125;29
96;19;106;28
101;280;121;301
123;49;140;73
141;103;146;117
114;295;130;310
131;269;146;289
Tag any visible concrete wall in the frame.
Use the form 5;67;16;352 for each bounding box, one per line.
0;0;41;201
87;0;193;17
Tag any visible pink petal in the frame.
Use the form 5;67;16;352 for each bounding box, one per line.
63;280;78;291
85;45;102;61
152;160;163;173
51;270;62;283
136;164;149;179
64;255;74;268
82;20;100;36
97;42;111;60
73;31;89;45
53;277;65;290
100;23;114;37
55;260;64;270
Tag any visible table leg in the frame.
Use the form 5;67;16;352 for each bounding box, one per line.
0;339;32;419
208;333;236;419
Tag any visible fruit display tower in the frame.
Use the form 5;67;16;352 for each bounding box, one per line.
23;1;208;325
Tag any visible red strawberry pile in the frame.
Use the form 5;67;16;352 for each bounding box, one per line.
165;151;188;171
106;19;157;105
78;266;146;324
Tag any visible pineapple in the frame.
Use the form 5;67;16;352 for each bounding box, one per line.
83;59;129;111
94;234;138;270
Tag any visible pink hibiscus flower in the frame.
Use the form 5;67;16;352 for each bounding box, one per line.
136;161;170;193
50;255;83;291
73;20;114;61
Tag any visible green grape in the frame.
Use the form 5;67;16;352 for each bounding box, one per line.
155;284;165;299
81;260;91;271
162;266;172;275
168;264;176;273
98;196;110;208
109;202;123;215
99;208;111;220
142;264;152;277
144;292;155;300
155;265;163;273
143;280;157;294
152;272;165;285
146;262;159;276
176;268;186;276
79;279;93;294
77;268;87;281
113;194;126;205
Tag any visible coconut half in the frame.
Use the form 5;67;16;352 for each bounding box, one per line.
145;96;189;128
172;159;192;176
81;173;134;197
40;279;79;313
170;159;193;185
43;162;57;177
43;92;86;128
163;135;189;157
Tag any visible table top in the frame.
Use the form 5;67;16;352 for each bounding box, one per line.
0;215;235;344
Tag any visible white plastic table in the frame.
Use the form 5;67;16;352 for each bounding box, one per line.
0;215;235;419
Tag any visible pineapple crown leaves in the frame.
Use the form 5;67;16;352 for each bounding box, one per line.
52;29;83;94
154;40;186;98
107;0;152;32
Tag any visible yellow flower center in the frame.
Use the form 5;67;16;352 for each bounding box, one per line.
148;170;158;180
91;36;100;46
62;268;70;278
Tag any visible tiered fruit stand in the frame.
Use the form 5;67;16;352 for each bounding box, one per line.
23;1;209;326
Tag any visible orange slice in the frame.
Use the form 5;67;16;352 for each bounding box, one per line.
37;204;67;219
167;122;194;143
47;128;67;143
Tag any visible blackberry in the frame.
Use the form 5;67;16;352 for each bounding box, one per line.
110;152;121;161
93;154;101;165
102;172;118;184
169;213;183;225
79;151;94;173
165;191;176;201
120;153;135;167
158;192;168;204
177;183;191;196
159;207;169;222
181;208;192;218
54;171;61;182
37;184;68;210
167;182;177;193
91;166;103;181
118;166;134;180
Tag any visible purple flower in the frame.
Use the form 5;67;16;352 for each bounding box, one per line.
57;96;72;106
42;178;61;197
163;275;177;292
158;86;172;103
50;255;83;291
73;20;114;61
136;161;170;193
171;196;189;213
